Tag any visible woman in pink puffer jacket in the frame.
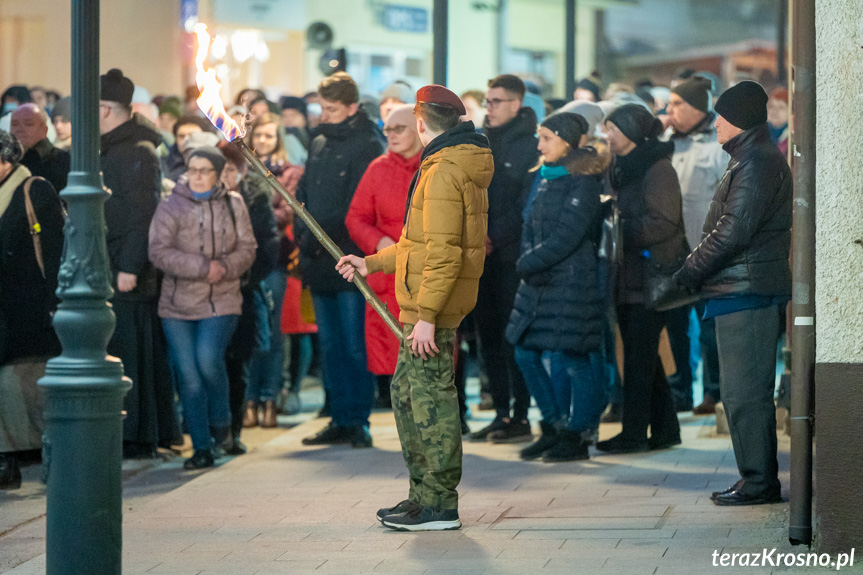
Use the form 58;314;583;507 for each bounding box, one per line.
148;146;257;470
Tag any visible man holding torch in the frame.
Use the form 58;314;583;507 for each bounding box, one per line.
337;85;493;531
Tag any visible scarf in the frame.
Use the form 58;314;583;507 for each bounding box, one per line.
0;165;32;220
192;187;216;202
609;138;674;190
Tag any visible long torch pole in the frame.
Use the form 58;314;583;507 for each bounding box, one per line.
232;138;404;343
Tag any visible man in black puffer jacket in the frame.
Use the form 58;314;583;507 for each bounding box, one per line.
469;75;539;444
674;81;791;507
296;72;384;448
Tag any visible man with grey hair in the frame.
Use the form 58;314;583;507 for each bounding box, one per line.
663;76;728;415
10;103;70;193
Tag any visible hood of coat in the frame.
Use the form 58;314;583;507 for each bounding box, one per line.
101;112;162;152
172;180;229;203
423;143;494;190
239;170;273;205
564;142;611;177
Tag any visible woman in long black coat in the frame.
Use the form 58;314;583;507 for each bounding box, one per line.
506;113;607;462
0;130;64;488
596;104;687;454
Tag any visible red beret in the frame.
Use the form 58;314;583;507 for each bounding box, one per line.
770;87;788;103
416;84;466;115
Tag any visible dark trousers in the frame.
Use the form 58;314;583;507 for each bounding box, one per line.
311;290;373;428
696;300;721;401
617;304;680;442
714;305;782;496
472;256;530;421
665;301;721;406
226;356;249;439
665;304;694;409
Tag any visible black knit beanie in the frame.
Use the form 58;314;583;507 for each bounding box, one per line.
606;104;663;144
714;81;768;131
188;146;226;175
576;77;601;101
671;77;713;113
100;68;134;107
280;96;307;118
541;112;588;148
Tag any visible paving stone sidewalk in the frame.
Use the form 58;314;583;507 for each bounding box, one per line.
4;409;851;575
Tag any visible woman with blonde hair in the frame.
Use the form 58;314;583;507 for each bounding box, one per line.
242;114;305;427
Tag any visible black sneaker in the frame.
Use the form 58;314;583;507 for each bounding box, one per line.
183;449;215;470
489;420;533;444
349;425;373;449
648;435;681;451
519;422;558;460
595;433;649;454
542;429;589;462
376;499;421;522
467;417;507;442
223;438;247;456
302;424;350;445
381;506;461;531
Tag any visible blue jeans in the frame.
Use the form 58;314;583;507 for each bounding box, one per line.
162;315;239;450
246;270;287;402
312;290;373;428
515;346;605;433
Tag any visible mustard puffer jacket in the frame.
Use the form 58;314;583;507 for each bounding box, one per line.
366;141;493;329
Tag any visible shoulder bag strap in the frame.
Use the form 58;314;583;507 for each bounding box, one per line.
23;177;46;279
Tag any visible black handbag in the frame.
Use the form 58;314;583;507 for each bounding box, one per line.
645;243;700;312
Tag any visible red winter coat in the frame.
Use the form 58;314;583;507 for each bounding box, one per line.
346;149;421;374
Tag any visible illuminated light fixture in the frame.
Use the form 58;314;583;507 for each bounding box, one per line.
231;30;259;63
255;41;270;63
211;34;228;60
184;15;198;33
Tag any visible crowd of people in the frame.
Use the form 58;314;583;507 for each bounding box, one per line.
0;65;791;521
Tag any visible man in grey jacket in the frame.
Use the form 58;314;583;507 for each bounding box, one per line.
664;76;728;415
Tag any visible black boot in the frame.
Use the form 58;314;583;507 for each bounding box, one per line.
519;421;558;460
0;453;21;489
542;429;589;462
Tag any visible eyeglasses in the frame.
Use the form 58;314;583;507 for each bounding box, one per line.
186;167;216;176
383;125;409;136
484;98;516;109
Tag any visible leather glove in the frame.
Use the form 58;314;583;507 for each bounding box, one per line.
672;268;699;295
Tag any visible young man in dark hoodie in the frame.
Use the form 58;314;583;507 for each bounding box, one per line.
470;74;539;444
336;85;492;530
297;72;385;449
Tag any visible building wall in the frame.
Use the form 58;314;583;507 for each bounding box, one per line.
0;0;184;98
813;0;863;554
0;0;601;103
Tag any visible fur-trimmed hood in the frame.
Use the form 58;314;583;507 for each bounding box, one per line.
564;141;611;177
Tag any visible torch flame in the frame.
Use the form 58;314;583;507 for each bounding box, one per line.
194;23;243;141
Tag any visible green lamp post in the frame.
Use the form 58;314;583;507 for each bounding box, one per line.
38;0;131;573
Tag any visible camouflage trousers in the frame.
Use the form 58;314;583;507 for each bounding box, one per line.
391;323;462;510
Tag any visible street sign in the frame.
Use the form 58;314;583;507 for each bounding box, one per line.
382;5;429;34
